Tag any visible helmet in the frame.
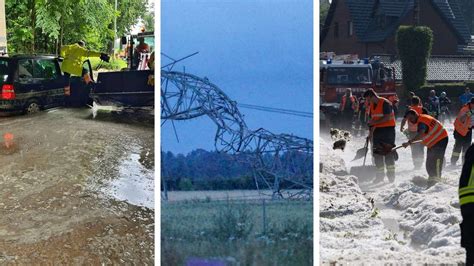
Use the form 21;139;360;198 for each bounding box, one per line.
441;92;447;97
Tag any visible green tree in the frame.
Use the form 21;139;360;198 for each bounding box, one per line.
6;0;153;55
178;178;193;191
396;26;433;91
320;0;330;31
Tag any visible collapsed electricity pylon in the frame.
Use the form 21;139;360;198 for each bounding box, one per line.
161;59;313;200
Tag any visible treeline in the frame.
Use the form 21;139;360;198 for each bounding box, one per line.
6;0;154;54
162;149;312;191
161;149;255;191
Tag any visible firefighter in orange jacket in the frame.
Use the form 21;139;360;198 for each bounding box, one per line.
340;88;358;131
364;88;396;183
400;96;425;169
402;110;449;186
451;98;474;166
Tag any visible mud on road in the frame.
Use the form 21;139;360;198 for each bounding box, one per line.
0;108;154;264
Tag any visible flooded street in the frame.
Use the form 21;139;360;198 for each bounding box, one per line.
0;107;154;264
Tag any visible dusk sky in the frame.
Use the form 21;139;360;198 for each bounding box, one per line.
161;0;313;154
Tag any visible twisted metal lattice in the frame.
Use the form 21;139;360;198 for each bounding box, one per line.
161;70;313;199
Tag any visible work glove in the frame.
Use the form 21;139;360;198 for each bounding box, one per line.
100;53;110;63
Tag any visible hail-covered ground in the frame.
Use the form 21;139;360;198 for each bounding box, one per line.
320;119;465;264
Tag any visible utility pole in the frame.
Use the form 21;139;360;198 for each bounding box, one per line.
114;0;118;56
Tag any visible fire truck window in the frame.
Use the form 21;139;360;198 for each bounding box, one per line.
327;67;371;85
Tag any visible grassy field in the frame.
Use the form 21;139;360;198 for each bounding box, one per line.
161;198;313;265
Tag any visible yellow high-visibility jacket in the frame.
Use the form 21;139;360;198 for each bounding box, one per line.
60;44;101;76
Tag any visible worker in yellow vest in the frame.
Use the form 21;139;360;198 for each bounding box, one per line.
400;96;425;169
402;110;449;186
60;41;109;77
340;88;358;131
451;98;474;166
364;88;397;183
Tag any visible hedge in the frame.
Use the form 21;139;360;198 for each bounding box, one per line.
396;26;433;91
412;83;472;110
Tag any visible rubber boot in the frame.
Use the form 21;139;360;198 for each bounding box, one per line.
386;165;395;183
374;167;385;183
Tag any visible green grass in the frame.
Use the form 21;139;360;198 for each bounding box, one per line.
89;57;127;71
161;199;313;266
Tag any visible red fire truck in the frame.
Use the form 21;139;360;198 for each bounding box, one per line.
320;53;399;128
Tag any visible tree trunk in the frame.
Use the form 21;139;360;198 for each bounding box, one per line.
57;15;64;55
30;0;36;52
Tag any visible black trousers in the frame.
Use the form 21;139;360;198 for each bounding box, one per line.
426;137;448;183
452;129;473;165
341;110;354;131
373;126;396;181
461;215;474;265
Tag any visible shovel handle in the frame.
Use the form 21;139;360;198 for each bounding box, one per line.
393;140;423;151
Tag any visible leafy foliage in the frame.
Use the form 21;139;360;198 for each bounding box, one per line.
161;149;310;191
416;82;471;109
396;26;433;91
320;0;330;31
6;0;153;54
89;57;127;70
212;202;254;240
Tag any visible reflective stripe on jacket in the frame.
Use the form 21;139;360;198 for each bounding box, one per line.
454;105;472;137
417;114;448;148
459;164;474;207
60;44;101;76
369;97;396;128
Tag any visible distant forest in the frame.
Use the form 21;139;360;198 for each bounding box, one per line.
161;149;311;191
161;149;255;191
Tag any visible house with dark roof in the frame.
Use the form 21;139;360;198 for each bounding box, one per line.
321;0;474;57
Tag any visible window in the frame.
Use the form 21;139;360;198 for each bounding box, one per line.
18;59;33;80
34;59;59;79
347;21;353;37
334;22;339;38
0;59;8;82
326;67;372;85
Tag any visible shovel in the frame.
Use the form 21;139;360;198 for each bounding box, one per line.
350;137;377;181
374;140;423;156
352;127;374;161
352;136;370;161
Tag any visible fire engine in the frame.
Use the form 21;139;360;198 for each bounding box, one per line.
320;53;399;128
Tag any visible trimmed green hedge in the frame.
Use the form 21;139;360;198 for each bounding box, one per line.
416;83;467;98
413;83;471;110
396;26;433;91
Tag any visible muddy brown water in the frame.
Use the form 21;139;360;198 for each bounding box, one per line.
0;107;154;264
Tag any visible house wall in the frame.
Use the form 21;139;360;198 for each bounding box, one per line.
321;0;461;57
320;0;368;57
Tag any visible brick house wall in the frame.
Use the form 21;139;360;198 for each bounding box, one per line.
320;0;368;56
321;0;462;57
